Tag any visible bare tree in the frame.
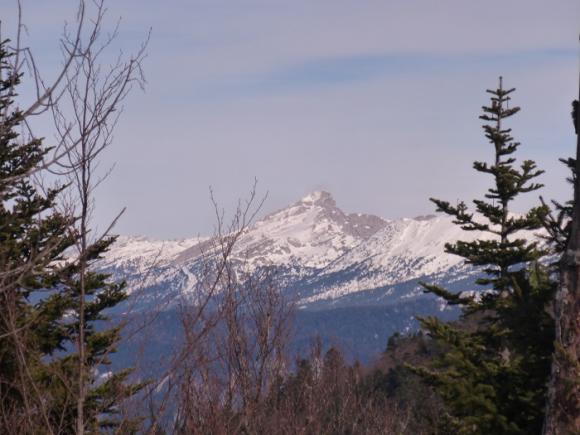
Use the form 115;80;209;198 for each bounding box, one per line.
131;186;295;434
49;4;148;434
174;264;293;434
1;1;149;432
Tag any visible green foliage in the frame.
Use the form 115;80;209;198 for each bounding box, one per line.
0;37;76;426
412;78;555;434
0;39;143;433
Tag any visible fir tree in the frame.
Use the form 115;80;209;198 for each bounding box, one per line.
45;237;146;433
0;37;78;428
0;38;143;433
411;78;555;434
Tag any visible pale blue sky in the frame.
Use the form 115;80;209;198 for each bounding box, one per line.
3;0;580;238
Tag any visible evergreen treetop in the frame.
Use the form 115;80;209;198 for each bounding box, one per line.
412;78;555;434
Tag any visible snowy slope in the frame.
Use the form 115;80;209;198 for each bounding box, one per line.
299;215;484;304
101;191;542;310
173;190;387;271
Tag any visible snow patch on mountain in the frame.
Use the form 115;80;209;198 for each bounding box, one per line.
100;191;543;310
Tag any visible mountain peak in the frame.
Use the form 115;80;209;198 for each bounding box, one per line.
299;190;336;208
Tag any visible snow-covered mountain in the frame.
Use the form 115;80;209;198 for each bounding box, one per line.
101;190;524;311
104;191;542;362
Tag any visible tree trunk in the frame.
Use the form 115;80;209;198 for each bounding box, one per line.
543;71;580;434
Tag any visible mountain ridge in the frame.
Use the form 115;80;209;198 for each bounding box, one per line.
103;190;542;362
101;190;532;311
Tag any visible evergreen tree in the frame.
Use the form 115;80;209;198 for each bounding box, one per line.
412;78;555;434
0;37;77;429
45;237;145;433
0;38;143;433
